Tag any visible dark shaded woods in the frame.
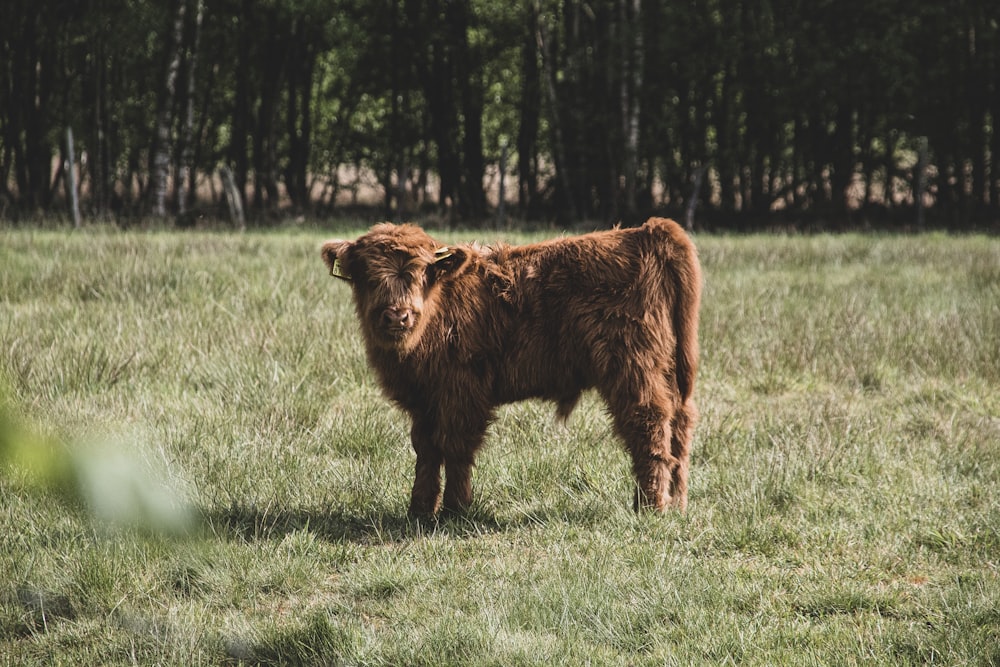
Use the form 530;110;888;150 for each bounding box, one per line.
1;0;997;229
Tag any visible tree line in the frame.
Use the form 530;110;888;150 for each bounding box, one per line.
1;0;997;228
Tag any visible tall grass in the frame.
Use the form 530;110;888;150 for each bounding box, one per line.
1;225;998;665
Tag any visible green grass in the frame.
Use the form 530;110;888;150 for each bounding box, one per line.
2;224;999;665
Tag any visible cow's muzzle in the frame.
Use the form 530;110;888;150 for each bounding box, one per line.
380;306;416;336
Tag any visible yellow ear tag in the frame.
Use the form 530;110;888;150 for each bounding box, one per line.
434;247;453;262
330;258;351;280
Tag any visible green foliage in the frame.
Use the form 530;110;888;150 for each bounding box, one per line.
1;225;998;663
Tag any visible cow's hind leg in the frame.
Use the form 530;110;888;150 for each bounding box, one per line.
667;397;697;512
604;383;683;513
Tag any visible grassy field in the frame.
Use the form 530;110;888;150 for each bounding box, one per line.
1;223;998;665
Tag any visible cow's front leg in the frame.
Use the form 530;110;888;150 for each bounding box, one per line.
440;409;491;514
408;420;443;516
443;457;474;513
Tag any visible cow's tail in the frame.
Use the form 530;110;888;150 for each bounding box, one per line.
648;218;701;402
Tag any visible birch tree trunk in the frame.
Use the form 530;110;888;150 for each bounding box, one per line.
66;127;80;228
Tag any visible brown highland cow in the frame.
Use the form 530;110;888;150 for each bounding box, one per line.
321;217;701;516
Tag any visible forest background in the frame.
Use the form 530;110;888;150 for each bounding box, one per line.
1;0;998;230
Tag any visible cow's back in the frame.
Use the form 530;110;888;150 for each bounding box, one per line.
489;218;698;411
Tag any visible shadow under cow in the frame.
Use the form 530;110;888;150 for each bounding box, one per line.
202;502;510;545
201;500;622;545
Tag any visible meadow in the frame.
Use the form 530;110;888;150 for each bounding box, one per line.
1;223;998;665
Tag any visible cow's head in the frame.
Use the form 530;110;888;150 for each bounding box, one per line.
321;223;471;351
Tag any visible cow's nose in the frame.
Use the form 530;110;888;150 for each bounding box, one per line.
382;307;412;328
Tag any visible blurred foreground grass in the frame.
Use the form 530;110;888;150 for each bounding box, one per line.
1;385;193;535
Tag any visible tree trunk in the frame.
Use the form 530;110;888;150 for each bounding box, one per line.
87;35;111;216
66;127;81;228
535;3;577;222
11;13;56;210
219;165;246;231
460;112;487;219
915;137;928;228
229;0;252;206
253;18;284;213
717;67;737;214
150;0;187;218
620;0;641;219
517;5;541;217
386;0;406;219
829;99;854;213
285;17;316;211
991;84;1000;221
176;0;204;222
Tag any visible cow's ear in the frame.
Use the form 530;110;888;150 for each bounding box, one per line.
432;246;471;277
321;240;353;281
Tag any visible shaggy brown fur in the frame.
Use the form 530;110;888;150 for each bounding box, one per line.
321;217;701;515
